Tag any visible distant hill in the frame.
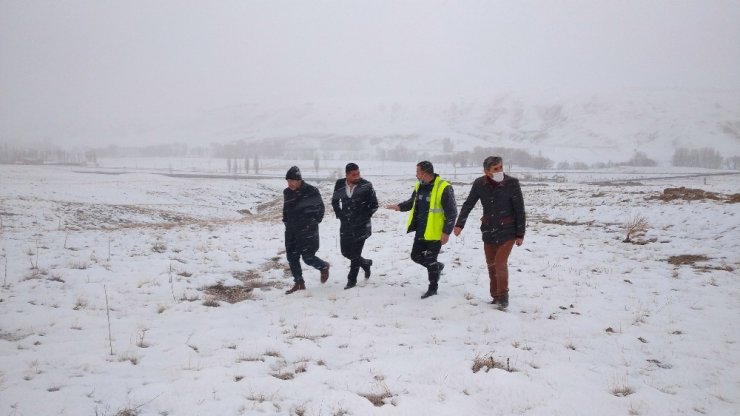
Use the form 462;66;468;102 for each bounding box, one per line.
171;89;739;165
8;89;737;167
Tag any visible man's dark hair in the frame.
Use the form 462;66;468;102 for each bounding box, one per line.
417;160;434;175
483;156;503;170
345;162;359;174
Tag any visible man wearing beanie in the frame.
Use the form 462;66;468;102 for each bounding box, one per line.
283;165;330;294
331;162;378;289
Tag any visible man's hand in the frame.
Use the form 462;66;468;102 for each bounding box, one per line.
441;233;449;245
386;204;400;211
515;238;524;247
453;226;462;236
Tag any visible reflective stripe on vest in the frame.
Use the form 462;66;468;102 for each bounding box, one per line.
406;176;449;240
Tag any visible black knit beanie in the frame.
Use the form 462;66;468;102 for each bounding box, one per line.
285;166;302;180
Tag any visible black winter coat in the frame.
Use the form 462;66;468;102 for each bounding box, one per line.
283;182;324;250
331;178;379;241
455;174;526;244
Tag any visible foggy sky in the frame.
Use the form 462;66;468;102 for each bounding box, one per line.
1;0;739;146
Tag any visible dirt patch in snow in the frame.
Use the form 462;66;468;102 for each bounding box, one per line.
202;269;284;304
650;187;740;203
666;254;710;266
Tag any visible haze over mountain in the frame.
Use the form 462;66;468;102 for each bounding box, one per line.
94;89;737;165
2;1;739;165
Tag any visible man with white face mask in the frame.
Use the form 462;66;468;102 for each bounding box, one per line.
453;156;526;309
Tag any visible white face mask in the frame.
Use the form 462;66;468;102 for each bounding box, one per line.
491;172;504;182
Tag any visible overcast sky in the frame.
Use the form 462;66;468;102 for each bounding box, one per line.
1;0;739;146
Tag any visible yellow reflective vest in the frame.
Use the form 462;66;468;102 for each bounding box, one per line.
406;176;450;241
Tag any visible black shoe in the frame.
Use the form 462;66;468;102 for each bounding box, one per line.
496;294;509;309
421;289;437;299
344;281;356;290
320;262;330;283
361;259;372;279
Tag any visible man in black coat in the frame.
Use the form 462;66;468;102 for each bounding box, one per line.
388;161;457;299
283;166;330;294
453;156;526;309
331;163;379;289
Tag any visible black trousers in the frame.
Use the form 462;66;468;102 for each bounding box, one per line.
410;239;442;290
285;226;326;284
340;236;370;283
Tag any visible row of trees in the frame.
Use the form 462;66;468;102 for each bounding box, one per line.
670;147;735;169
381;144;555;170
438;147;740;171
226;157;258;174
556;148;740;170
556;148;739;170
96;143;188;158
211;138;358;160
2;141;738;171
0;144;98;165
439;147;555;169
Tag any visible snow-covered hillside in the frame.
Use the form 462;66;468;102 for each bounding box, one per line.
161;89;740;165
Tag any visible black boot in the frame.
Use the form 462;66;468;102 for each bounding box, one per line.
361;259;373;279
420;288;437;299
345;262;361;289
421;280;438;299
422;265;441;299
494;294;509;309
285;282;306;294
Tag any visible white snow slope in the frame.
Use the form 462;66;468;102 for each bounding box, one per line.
164;89;740;165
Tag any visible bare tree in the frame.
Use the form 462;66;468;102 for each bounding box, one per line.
623;215;649;243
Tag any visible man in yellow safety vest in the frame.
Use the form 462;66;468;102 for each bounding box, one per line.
387;161;457;299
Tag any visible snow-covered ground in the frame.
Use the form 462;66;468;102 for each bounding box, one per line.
1;160;738;416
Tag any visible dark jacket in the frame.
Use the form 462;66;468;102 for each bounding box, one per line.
398;174;457;240
331;178;379;241
455;174;525;244
283;182;324;248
